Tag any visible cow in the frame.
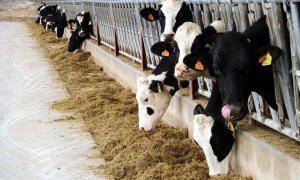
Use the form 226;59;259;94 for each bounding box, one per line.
55;10;68;38
193;84;235;176
39;4;59;17
150;21;225;80
136;57;189;132
140;0;193;42
187;15;282;176
183;15;282;121
68;11;94;53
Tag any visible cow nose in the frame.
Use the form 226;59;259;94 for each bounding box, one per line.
163;34;174;42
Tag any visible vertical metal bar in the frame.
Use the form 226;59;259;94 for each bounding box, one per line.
140;27;147;70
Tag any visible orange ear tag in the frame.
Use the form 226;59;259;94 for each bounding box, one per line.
162;50;169;57
148;13;154;21
258;52;272;66
195;60;204;70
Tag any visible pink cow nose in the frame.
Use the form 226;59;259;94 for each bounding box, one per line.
175;63;190;76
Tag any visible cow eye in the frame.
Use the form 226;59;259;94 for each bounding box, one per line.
144;98;148;102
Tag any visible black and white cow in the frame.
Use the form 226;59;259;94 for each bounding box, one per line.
190;15;282;176
140;0;193;42
151;21;225;80
193;84;234;176
136;57;189;132
55;10;68;38
68;11;94;53
183;16;282;121
39;4;59;17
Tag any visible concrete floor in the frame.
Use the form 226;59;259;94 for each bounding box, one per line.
0;22;104;179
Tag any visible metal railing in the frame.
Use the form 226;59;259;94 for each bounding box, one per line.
43;0;300;142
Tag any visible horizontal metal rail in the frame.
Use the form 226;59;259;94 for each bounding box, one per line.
43;0;300;142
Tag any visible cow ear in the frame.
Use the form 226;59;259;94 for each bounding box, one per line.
151;42;172;57
149;80;163;93
183;53;210;71
140;8;159;21
257;46;282;66
194;104;205;115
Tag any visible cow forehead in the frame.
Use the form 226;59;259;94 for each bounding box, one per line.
160;0;184;18
174;22;201;61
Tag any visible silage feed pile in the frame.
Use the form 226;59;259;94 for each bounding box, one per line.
26;20;251;180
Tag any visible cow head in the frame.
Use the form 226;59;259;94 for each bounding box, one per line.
136;76;172;132
213;32;282;120
151;21;225;80
75;11;94;38
140;0;193;42
184;16;282;121
37;3;46;13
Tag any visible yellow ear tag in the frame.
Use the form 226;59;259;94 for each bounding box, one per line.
148;13;154;21
88;21;92;25
162;50;169;57
195;60;204;70
157;83;162;92
259;52;272;66
227;122;235;132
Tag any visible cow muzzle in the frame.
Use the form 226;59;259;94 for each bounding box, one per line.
175;63;192;80
139;127;154;133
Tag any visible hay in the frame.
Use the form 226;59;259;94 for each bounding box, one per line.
25;19;251;180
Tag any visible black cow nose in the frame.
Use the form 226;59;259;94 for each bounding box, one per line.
163;34;174;42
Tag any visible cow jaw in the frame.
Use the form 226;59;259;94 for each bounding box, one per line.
193;114;232;176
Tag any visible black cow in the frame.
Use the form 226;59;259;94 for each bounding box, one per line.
183;16;282;121
55;10;68;38
136;57;189;132
68;11;94;53
150;21;225;80
140;0;193;42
